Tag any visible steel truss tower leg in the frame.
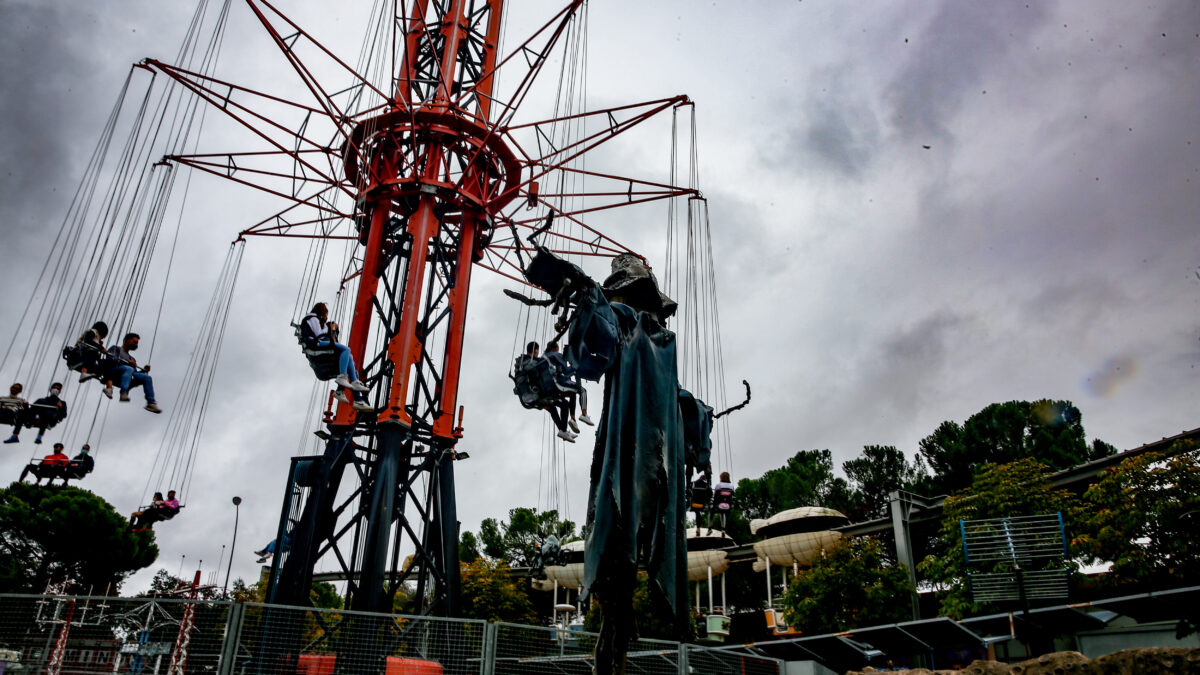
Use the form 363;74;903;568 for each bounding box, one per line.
265;0;511;627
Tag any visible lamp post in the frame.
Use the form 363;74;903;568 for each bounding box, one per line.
225;496;242;594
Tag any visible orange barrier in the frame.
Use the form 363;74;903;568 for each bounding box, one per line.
297;654;443;675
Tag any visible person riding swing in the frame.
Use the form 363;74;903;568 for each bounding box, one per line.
299;302;371;412
6;382;68;444
19;443;71;485
512;341;578;442
66;321;111;382
104;333;162;414
545;340;593;430
1;383;30;443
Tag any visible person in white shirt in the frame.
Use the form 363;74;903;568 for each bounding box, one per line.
300;302;371;411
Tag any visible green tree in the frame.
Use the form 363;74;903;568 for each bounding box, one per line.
459;559;538;624
843;445;928;521
781;536;914;633
1073;441;1200;589
0;483;157;593
918;458;1076;618
917;400;1114;496
474;507;577;567
735;450;852;523
459;530;482;563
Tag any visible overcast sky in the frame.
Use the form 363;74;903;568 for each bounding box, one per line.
0;0;1196;595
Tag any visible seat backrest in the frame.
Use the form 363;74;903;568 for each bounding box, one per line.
713;487;734;510
512;356;544;409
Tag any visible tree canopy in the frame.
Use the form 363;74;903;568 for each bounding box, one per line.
735;450;853;521
459;558;538;624
0;483;157;593
917;400;1114;496
842;445;928;521
781;536;914;633
1073;441;1200;589
475;507;577;568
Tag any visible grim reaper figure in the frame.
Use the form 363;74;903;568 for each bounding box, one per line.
519;247;706;673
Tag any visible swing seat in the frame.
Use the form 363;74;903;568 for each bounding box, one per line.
512;356;572;409
294;322;342;381
62;343;111;375
713;487;734;512
303;347;341;381
0;402;27;426
63;460;94;481
689;480;712;512
24;403;66;431
24;461;68;482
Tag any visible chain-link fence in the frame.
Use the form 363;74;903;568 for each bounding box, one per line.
0;593;231;674
0;594;783;674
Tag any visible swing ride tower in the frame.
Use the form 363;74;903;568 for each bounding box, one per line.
131;0;704;620
267;0;518;615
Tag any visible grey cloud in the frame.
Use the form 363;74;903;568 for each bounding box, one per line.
780;85;882;180
885;2;1050;143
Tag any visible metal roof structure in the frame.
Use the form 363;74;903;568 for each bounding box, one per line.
723;585;1198;672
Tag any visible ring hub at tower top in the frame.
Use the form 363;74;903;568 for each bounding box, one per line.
343;108;522;220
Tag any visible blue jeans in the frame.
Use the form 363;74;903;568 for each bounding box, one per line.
114;365;156;403
318;340;362;400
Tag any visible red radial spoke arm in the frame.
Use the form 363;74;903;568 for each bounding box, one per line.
494;97;687;206
166;156;350;220
147;60;354;198
444;2;580;194
168;154;345;186
480;1;584;128
146;59;331;121
241;215;348;238
525;162;700;194
250;0;397;109
245;0;376;170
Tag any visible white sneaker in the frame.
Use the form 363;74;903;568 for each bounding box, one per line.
333;390;351;404
568;418;580;433
334;374;355;389
102;386;113;399
557;429;576;443
79;372;99;383
579;414;594;426
351;400;373;412
345;379;370;393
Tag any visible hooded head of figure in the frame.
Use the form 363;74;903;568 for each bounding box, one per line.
601;253;677;322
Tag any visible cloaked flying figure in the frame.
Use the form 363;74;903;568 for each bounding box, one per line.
521;247;691;673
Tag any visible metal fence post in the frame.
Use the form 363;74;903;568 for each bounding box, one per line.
677;643;688;675
480;621;497;675
217;602;245;675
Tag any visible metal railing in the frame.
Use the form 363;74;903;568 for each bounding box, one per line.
0;594;782;674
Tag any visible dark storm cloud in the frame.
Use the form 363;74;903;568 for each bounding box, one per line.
0;5;93;246
779;71;882;180
885;2;1050;143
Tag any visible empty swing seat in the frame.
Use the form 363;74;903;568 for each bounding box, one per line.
689;481;713;512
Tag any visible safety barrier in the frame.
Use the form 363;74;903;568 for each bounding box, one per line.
0;594;782;674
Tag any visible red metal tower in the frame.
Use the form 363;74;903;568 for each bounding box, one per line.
149;0;698;619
